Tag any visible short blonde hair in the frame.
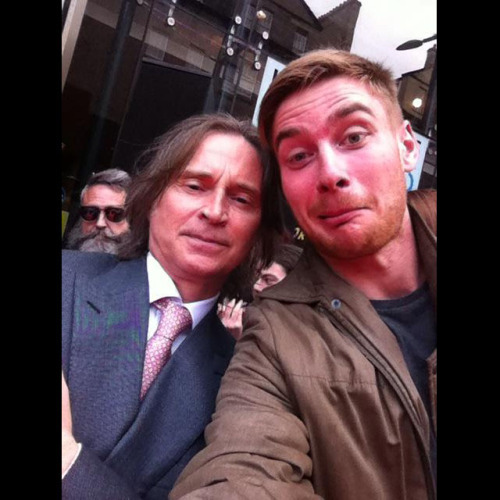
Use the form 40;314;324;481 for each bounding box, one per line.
258;49;403;151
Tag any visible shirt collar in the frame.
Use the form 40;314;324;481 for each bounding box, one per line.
146;252;219;329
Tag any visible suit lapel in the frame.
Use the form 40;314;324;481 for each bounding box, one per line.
69;258;150;457
106;308;234;488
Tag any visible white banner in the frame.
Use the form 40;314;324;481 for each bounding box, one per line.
252;56;285;126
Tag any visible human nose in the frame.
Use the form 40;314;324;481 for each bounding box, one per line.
201;191;228;225
316;143;350;193
96;209;107;228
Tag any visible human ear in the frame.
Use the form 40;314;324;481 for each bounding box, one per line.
397;120;419;173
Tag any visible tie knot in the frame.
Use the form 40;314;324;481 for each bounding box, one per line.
153;297;175;311
153;297;192;336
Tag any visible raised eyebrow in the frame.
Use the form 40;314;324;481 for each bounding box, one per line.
274;103;374;150
274;127;302;152
330;102;375;122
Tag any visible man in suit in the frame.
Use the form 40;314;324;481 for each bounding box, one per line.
171;50;436;499
61;113;280;499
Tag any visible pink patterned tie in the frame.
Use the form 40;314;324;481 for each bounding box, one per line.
140;298;192;399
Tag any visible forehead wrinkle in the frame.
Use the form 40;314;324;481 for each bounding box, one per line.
273;78;390;147
273;90;324;151
274;101;379;153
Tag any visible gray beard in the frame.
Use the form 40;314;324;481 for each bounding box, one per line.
66;221;123;255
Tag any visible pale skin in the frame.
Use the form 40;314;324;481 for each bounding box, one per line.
148;133;263;302
62;372;78;475
273;77;421;300
62;132;264;474
217;298;246;340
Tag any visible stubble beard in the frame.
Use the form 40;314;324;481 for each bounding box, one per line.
304;186;408;262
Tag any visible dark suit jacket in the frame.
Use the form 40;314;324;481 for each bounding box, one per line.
61;250;235;499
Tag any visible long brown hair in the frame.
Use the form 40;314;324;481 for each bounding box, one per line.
118;113;282;299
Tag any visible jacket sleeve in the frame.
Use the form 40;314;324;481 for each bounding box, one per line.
169;305;322;500
62;446;142;500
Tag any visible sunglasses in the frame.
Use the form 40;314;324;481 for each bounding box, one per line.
80;206;126;223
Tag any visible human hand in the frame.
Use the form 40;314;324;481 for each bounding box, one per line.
217;298;246;340
62;371;79;476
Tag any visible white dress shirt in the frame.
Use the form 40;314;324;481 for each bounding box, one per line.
146;252;219;353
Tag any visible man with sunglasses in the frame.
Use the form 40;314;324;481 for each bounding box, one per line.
61;114;280;499
65;168;131;254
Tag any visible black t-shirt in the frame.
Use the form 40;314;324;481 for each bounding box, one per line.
372;284;437;481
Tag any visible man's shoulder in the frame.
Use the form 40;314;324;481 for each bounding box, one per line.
61;251;147;284
62;250;120;275
62;251;148;295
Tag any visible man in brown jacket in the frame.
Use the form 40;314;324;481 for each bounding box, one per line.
170;49;437;500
